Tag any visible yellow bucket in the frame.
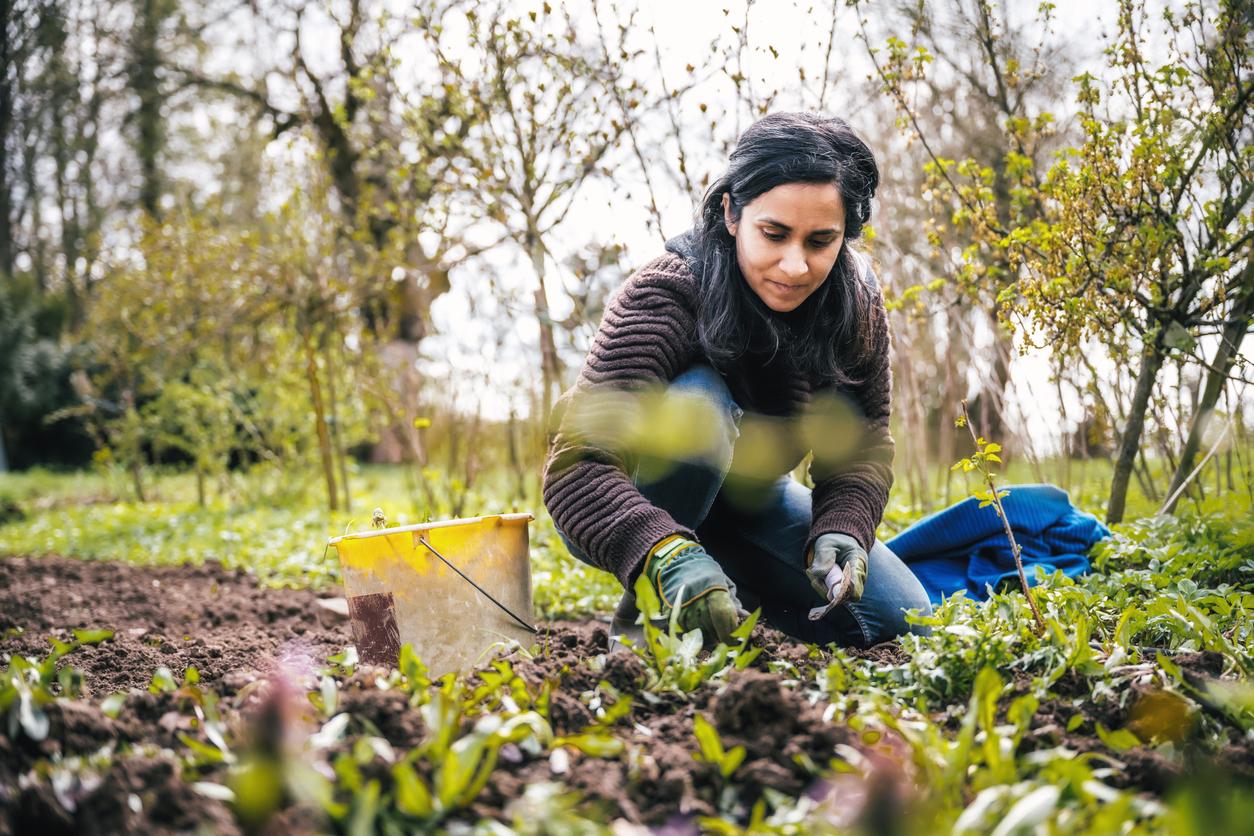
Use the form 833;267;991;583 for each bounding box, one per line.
328;512;535;677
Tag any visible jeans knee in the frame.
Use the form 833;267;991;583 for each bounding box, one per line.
899;586;933;637
666;364;741;469
858;542;934;641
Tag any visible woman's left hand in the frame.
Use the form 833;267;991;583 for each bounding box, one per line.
806;533;868;603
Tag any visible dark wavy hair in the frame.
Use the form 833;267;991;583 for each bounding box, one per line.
690;112;882;387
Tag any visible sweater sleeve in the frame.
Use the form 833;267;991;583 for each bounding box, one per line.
542;255;700;587
804;261;895;558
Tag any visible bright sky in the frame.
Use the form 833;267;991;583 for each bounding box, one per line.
261;0;1246;459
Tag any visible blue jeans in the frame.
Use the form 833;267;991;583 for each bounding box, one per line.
557;364;932;647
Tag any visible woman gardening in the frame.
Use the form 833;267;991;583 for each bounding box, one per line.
543;112;932;648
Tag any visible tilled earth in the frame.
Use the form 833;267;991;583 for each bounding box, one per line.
1;555;1250;833
0;556;351;834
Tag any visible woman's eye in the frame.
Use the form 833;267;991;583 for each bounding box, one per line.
810;238;836;248
763;231;785;242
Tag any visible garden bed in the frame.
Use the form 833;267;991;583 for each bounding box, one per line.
1;547;1250;833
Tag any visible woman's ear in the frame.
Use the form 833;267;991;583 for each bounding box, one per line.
722;193;737;237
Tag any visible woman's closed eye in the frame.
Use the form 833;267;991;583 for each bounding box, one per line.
762;229;839;248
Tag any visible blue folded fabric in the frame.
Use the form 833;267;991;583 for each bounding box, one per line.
885;484;1110;604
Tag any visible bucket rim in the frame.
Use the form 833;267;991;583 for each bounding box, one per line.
328;511;535;545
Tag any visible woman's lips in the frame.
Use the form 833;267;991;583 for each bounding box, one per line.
767;279;805;293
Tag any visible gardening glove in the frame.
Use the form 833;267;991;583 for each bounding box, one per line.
806;533;869;605
644;535;742;644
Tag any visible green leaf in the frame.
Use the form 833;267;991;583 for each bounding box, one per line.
731;607;760;640
1095;723;1141;752
150;666;177;694
179;732;230;764
633;572;662;621
72;628;114;645
18;692;48;741
320;675;338;717
720;745;746;778
692;713;724;762
392;762;433;817
347;778;381;836
191;782;236;802
991;785;1060;835
100;692;127;719
553;733;624;758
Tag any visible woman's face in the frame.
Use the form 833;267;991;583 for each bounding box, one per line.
723;182;846;313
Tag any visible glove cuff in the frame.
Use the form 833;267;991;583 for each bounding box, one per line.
649;533;697;562
644;534;718;609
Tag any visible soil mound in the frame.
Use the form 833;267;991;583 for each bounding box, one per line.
0;555;352;696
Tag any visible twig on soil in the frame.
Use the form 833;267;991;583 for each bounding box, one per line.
956;400;1047;635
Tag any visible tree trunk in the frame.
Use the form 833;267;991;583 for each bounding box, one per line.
938;319;960;505
131;0;165;218
304;333;339;512
0;0;13;282
324;331;351;513
969;311;1012;445
130;461;146;503
507;408;525;506
1161;287;1252;514
1107;329;1168;524
527;226;563;425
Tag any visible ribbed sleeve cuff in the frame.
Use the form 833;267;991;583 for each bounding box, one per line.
604;504;698;588
805;513;875;566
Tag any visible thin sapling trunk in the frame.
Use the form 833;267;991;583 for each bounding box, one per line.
956;400;1046;634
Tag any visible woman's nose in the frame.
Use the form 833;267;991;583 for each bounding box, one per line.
779;246;808;278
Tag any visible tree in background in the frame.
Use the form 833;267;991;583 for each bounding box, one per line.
869;0;1252;522
855;0;1078;505
425;2;643;424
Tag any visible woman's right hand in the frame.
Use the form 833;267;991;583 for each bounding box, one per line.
806;532;869;604
644;536;741;644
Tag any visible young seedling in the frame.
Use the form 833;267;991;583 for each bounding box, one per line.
953;400;1046;635
691;713;746;778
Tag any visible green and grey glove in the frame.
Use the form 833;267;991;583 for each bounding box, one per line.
644;535;742;644
806;533;869;605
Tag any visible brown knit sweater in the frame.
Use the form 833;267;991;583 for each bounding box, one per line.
542;251;894;588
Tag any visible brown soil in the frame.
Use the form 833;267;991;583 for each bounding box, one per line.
0;556;350;697
0;555;350;835
3;554;1246;833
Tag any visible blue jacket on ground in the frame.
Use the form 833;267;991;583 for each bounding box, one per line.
885;484;1110;604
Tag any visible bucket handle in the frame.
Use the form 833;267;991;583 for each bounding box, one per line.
417;536;538;635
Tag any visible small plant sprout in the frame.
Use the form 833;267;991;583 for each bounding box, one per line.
692;713;746;779
953;400;1046;635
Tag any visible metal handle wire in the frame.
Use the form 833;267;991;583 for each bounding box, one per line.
417;537;537;635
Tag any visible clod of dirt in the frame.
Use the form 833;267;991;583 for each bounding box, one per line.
601;652;646;692
44;700;120;756
511;621;614;694
13;756;239;836
711;670;854;798
1167;651;1225;679
547;691;595;736
336;680;425;747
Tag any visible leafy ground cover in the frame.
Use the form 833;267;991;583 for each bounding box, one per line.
0;468;1251;832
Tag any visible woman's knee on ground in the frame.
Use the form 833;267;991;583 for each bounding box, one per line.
853;541;933;644
661;364;742;471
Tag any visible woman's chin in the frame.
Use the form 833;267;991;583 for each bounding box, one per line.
760;293;808;313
